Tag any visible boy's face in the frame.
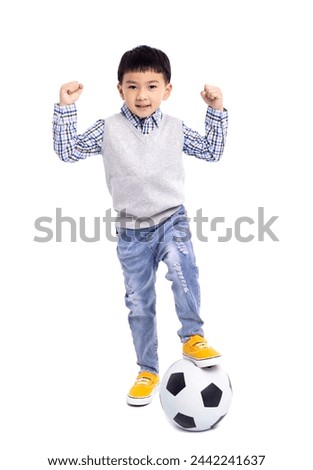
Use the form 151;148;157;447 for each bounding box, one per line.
117;70;172;118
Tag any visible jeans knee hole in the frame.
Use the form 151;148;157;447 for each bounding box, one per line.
175;241;188;256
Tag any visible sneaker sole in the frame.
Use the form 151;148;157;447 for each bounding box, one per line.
126;384;159;406
183;354;222;368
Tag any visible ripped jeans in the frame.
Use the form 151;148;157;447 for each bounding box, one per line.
116;205;204;374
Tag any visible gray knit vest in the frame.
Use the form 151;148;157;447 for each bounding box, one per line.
101;113;185;228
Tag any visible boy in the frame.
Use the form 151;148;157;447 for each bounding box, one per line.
53;45;228;406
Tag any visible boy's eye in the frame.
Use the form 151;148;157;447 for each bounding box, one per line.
128;85;137;89
149;85;157;89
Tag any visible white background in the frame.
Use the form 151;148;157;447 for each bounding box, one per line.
1;0;312;468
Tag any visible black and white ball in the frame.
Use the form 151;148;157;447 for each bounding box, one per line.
160;359;232;431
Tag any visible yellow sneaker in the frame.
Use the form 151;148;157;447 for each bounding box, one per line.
127;371;160;406
183;335;221;367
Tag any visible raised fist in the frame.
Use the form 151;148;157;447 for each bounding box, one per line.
59;81;84;106
200;84;223;111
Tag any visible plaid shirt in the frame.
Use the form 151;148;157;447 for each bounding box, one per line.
53;102;228;163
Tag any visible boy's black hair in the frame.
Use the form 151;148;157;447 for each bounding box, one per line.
118;45;171;84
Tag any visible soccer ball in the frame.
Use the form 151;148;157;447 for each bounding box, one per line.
159;359;232;431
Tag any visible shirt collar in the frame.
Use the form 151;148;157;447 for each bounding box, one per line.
120;103;163;129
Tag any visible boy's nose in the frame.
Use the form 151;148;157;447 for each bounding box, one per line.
136;90;147;100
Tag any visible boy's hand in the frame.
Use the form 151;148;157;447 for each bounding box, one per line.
200;84;224;111
59;81;84;106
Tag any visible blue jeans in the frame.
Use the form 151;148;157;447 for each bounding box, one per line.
116;206;204;374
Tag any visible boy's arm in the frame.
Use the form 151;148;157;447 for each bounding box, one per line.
53;82;104;163
53;104;104;162
183;107;228;162
183;84;228;161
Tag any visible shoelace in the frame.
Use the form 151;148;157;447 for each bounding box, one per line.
194;341;208;349
135;376;152;386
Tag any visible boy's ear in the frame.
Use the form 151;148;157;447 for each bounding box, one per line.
163;83;172;101
117;83;124;100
